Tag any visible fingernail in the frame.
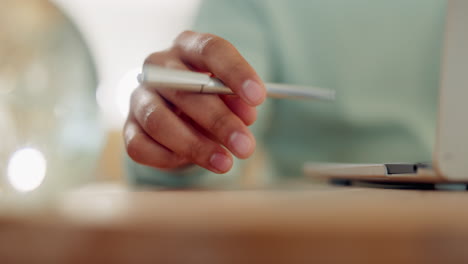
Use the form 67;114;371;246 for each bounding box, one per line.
242;79;264;105
229;132;253;156
210;153;232;172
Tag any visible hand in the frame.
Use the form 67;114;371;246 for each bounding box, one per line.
124;31;266;174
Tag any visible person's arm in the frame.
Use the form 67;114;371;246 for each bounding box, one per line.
124;0;276;188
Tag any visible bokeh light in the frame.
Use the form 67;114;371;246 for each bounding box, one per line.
7;147;47;192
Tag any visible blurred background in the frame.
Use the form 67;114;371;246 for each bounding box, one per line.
53;0;201;182
0;0;201;194
52;0;200;128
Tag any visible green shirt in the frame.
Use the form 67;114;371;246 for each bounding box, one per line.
126;0;445;187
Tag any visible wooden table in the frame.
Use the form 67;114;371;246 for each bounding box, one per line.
1;183;468;264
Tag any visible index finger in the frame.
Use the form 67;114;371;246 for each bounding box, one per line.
172;31;266;106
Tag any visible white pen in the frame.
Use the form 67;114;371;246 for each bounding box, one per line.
138;65;336;101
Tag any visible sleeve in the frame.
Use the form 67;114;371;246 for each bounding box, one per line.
125;0;276;188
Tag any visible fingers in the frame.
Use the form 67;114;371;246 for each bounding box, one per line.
144;50;256;127
127;31;263;173
130;86;234;173
220;95;257;126
124;116;189;170
172;31;266;106
158;89;256;159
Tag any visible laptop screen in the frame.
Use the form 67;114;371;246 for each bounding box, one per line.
434;0;468;180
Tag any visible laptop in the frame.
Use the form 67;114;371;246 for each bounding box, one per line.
304;0;468;185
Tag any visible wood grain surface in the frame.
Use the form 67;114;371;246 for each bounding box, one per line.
0;184;467;264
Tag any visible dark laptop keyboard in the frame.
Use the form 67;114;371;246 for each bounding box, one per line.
384;163;431;175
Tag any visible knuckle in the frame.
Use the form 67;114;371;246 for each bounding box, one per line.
126;134;144;163
170;89;190;102
226;61;249;80
174;31;232;59
229;61;245;72
198;34;228;57
186;139;208;162
129;87;143;108
142;103;164;134
177;30;194;40
173;30;195;52
209;112;233;137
